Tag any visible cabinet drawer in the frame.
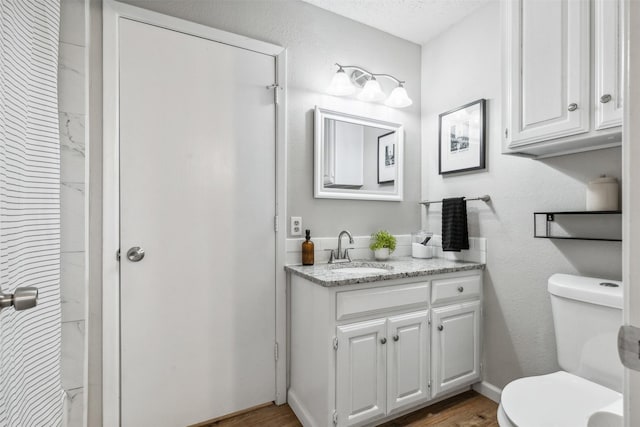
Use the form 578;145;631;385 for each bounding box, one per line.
431;275;480;305
336;282;429;321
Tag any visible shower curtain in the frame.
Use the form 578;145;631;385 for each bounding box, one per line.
0;0;65;425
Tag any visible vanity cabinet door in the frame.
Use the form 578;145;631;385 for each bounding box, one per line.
386;311;430;413
594;0;623;130
505;0;590;147
336;318;387;426
431;301;481;398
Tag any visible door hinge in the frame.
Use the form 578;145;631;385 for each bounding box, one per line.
332;410;338;425
333;337;338;350
267;83;280;105
480;361;483;374
274;342;279;361
116;249;121;261
428;380;431;388
274;215;279;232
428;313;431;325
505;128;509;139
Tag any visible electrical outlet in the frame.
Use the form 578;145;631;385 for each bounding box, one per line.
290;216;303;236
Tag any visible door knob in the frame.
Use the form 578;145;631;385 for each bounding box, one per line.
438;325;444;331
0;287;38;313
567;103;578;112
380;337;387;345
457;286;464;293
600;94;612;103
127;246;145;262
393;335;399;342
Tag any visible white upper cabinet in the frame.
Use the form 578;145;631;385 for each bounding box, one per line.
506;0;590;146
503;0;623;157
594;0;624;130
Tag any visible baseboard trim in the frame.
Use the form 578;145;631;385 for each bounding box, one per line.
287;389;316;427
473;381;502;403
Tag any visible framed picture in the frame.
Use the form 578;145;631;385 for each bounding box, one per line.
438;99;486;175
377;131;396;184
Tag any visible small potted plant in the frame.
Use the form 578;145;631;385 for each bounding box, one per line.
369;230;397;261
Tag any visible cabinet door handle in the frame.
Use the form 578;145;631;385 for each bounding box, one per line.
457;286;464;293
437;325;444;331
600;94;612;104
380;337;387;344
393;334;399;342
568;103;578;112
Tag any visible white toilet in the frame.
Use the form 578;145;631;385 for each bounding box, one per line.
498;274;624;427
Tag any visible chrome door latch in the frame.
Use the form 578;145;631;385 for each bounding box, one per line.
126;246;145;262
0;287;38;313
618;325;640;371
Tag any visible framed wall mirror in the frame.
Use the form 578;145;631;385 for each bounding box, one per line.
314;107;404;201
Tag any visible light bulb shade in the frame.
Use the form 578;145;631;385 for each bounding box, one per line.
385;85;413;108
358;78;386;102
327;69;356;96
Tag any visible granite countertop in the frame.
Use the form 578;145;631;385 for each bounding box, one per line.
285;257;485;287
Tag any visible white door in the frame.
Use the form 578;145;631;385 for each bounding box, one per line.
506;0;590;147
336;318;387;426
431;301;480;397
118;18;276;427
386;311;429;413
594;0;624;130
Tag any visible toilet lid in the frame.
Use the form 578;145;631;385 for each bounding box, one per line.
501;371;622;427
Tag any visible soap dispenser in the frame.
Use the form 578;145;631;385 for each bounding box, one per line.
302;229;314;266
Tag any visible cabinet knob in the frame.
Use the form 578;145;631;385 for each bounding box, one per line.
567;103;578;112
600;94;612;104
457;286;464;293
393;334;399;342
380;337;387;344
437;325;444;331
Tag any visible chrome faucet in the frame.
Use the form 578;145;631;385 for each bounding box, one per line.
329;230;354;264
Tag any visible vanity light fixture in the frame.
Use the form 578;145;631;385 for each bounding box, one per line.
326;65;356;96
385;84;413;108
358;76;386;102
327;63;413;108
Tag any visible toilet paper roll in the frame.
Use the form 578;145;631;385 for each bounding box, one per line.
587;398;623;427
586;175;619;211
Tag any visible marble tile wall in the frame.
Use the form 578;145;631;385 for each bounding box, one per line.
58;0;86;426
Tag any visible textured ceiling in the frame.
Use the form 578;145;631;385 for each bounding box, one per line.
300;0;494;45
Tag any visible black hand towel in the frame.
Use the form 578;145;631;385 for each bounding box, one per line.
442;197;469;252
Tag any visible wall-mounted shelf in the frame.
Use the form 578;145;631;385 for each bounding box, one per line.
534;211;622;242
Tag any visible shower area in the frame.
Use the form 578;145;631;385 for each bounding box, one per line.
0;0;88;425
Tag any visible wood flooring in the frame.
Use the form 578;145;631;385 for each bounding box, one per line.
200;390;498;427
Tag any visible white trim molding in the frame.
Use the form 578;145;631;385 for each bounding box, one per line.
473;381;502;403
102;1;287;424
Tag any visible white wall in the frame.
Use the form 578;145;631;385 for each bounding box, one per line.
119;0;422;238
421;2;623;389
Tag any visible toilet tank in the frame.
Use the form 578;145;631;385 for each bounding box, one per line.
548;274;623;392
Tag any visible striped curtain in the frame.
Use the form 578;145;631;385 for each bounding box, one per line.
0;0;64;426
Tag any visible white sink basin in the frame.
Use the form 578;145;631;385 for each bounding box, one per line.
333;267;389;274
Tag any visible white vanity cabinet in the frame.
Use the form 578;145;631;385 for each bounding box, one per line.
430;275;482;398
335;311;430;425
288;270;483;427
431;302;481;397
503;0;623;157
